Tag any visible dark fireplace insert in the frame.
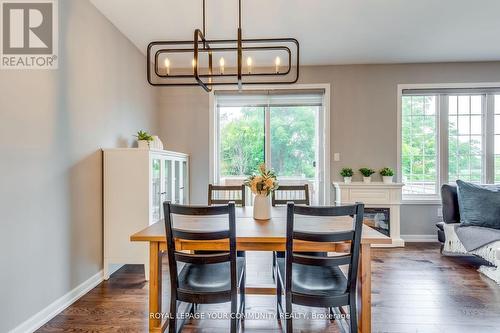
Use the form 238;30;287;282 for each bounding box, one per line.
363;207;390;237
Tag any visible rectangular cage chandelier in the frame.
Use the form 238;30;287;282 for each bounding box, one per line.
147;0;300;92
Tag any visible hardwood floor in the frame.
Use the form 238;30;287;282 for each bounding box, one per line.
38;243;500;333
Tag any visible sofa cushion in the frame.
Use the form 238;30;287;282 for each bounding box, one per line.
457;180;500;229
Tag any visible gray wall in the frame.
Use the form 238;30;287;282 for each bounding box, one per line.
0;1;158;331
158;62;500;237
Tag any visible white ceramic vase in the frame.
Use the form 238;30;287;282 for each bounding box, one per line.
344;177;352;183
151;136;164;150
253;193;271;220
382;176;393;184
138;140;150;149
363;176;371;183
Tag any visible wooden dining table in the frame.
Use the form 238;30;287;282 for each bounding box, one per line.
130;206;391;333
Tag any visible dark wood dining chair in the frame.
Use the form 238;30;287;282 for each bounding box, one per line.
163;202;246;333
271;184;310;281
208;184;246;257
208;184;246;206
271;184;310;206
275;202;364;333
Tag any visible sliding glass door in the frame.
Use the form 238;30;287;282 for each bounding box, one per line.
214;90;325;204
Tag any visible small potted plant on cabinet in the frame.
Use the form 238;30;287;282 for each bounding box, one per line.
380;167;395;184
340;168;354;183
359;167;375;183
135;130;154;149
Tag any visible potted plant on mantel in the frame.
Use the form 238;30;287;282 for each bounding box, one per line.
340;167;354;183
380;167;395;184
359;167;375;183
135;130;153;149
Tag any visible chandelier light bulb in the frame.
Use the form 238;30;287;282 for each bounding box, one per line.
219;57;225;75
164;58;170;75
247;56;252;74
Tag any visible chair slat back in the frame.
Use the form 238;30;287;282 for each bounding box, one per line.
164;202;237;291
293;253;352;267
293;230;355;243
173;229;230;241
285;203;364;294
175;252;231;265
208;184;246;206
272;184;310;206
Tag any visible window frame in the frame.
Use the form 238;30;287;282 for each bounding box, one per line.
209;84;331;205
398;83;500;203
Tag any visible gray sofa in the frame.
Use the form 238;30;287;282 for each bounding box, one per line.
436;183;500;284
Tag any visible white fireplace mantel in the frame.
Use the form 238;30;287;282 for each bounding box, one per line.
333;182;405;247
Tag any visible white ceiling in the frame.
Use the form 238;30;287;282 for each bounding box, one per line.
90;0;500;65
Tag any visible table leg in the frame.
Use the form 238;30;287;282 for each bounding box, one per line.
359;243;372;333
149;241;162;332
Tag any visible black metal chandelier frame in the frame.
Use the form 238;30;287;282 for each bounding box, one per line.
147;0;300;92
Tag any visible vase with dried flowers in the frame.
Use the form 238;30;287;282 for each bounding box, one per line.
244;163;279;220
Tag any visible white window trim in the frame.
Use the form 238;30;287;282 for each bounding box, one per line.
209;83;331;205
397;82;500;204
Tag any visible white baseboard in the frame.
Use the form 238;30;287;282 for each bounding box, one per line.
104;263;124;280
371;238;405;248
401;234;439;242
9;270;103;333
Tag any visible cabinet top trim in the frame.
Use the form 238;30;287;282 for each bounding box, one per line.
332;182;404;189
102;148;189;157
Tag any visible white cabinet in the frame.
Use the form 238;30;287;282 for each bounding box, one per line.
103;148;189;280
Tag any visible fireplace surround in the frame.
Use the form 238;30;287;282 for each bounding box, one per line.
333;182;405;247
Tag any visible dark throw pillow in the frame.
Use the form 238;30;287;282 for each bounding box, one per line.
456;180;500;229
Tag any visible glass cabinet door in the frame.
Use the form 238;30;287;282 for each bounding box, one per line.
181;161;189;205
152;155;188;223
174;160;181;204
151;158;161;223
182;160;188;204
163;159;173;204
